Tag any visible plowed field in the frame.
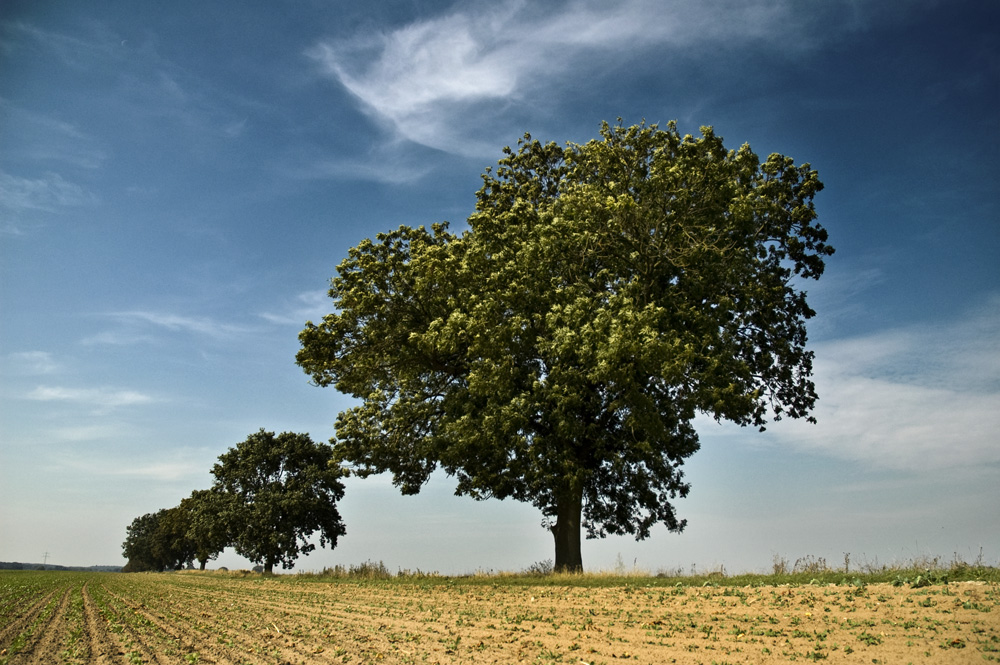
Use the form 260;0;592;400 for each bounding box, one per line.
1;570;996;664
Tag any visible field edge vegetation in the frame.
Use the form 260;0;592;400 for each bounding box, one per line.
273;552;1000;588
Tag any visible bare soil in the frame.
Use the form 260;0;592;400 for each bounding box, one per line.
1;571;996;664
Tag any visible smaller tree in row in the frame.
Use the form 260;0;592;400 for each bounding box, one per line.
183;489;232;569
212;429;347;574
122;490;228;572
122;509;173;572
122;429;346;574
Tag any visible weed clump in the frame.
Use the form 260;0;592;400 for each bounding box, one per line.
523;559;554;576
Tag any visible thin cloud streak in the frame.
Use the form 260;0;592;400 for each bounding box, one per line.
0;99;109;170
51;449;207;482
258;289;331;327
0;170;98;213
7;351;60;375
27;385;155;409
46;423;140;443
4;19;260;146
107;311;256;340
3;20;121;69
291;153;434;185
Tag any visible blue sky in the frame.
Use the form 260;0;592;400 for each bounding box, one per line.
1;0;997;573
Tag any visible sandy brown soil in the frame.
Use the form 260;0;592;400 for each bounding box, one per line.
2;571;997;664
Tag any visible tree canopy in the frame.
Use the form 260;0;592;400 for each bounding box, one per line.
210;429;347;573
297;121;833;571
122;510;163;572
181;489;229;570
122;508;193;572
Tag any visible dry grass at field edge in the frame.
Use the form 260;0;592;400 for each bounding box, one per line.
194;553;999;589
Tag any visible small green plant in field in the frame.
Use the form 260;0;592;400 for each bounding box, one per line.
441;635;461;654
847;577;866;589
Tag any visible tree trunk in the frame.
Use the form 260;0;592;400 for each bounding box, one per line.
550;483;584;573
264;561;274;574
199;559;207;571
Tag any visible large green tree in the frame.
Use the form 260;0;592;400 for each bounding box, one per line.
210;429;347;573
297;121;833;572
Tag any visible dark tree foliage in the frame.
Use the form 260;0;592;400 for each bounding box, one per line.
122;511;163;572
156;505;197;569
122;508;192;572
122;493;229;573
210;429;347;573
297;121;833;572
182;489;229;570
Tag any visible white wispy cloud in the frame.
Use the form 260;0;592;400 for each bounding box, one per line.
80;310;264;349
291;151;434;185
105;311;256;340
766;296;1000;471
6;20;259;146
7;351;60;375
224;117;249;138
27;385;155;409
308;0;905;156
258;289;333;326
45;422;141;444
51;448;207;482
0;99;109;170
798;265;888;338
4;20;121;69
0;170;98;213
78;330;158;346
115;460;204;481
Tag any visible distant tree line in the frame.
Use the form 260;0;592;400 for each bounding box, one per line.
0;562;122;572
122;429;346;574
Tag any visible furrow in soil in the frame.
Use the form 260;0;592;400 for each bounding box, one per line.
5;586;73;665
